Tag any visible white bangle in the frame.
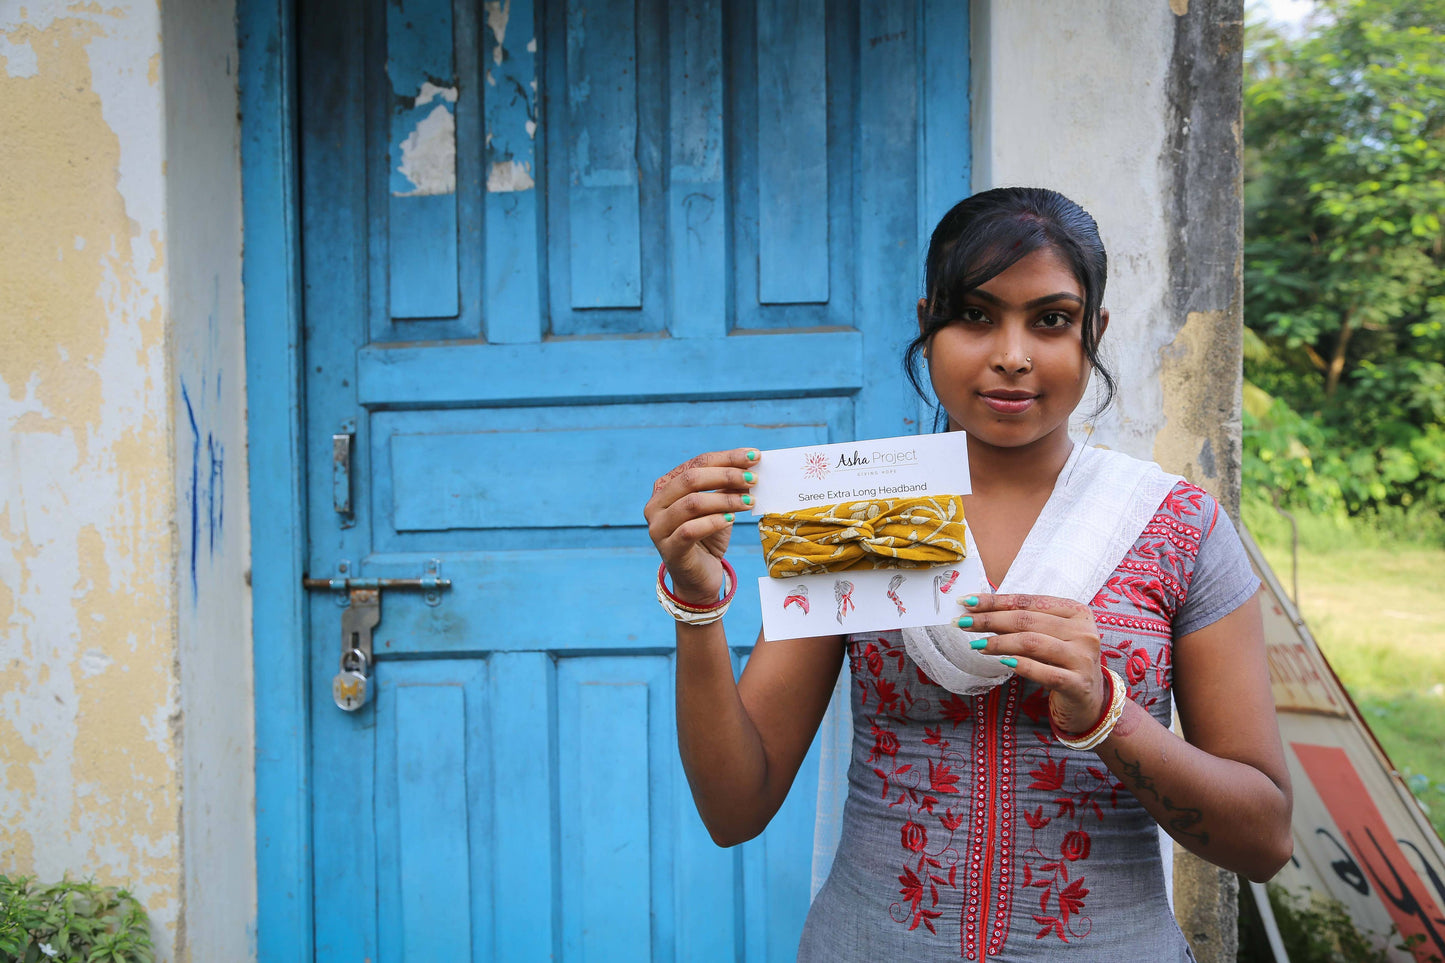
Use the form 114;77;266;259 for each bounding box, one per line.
1054;667;1128;751
656;561;735;626
656;579;731;625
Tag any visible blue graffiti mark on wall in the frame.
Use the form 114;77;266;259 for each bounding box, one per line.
183;383;201;598
208;433;224;555
182;373;226;601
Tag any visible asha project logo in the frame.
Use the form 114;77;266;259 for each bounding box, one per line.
802;451;830;480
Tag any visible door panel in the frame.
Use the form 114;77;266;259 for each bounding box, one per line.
385;0;462;319
557;657;666;957
297;0;967;957
374;661;492;960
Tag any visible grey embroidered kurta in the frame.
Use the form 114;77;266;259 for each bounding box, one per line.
798;482;1259;961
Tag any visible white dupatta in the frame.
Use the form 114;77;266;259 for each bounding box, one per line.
810;442;1183;896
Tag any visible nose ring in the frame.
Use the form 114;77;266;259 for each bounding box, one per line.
1025;357;1032;365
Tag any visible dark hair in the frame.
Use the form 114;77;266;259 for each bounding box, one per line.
904;187;1117;417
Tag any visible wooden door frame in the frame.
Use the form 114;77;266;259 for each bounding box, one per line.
239;0;313;958
237;1;971;957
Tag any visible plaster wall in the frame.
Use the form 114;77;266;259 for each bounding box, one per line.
0;1;252;960
161;0;256;959
970;0;1181;462
970;0;1244;504
0;2;181;955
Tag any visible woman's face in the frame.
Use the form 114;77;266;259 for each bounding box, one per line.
920;246;1102;457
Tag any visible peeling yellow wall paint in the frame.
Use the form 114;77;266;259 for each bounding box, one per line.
1170;0;1190;16
0;9;180;952
1;18;113;455
1154;309;1244;509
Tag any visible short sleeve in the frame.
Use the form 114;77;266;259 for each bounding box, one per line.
1174;498;1260;638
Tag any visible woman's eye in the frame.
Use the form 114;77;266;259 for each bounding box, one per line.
958;307;988;323
1036;312;1072;329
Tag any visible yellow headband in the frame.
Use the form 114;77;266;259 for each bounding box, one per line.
758;496;968;579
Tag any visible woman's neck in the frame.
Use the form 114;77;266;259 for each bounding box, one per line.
964;428;1075;498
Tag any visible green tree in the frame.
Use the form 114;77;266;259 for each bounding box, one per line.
1244;0;1445;522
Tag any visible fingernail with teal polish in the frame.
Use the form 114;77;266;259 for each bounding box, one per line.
746;450;759;461
724;512;735;523
743;471;756;483
969;638;987;650
1000;657;1018;668
742;495;753;506
956;615;973;629
964;595;980;607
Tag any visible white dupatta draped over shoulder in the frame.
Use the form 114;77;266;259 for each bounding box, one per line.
809;441;1183;896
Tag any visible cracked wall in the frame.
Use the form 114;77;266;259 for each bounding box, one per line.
1;2;252;960
0;4;181;958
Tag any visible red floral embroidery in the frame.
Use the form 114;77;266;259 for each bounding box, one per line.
1060;830;1091;861
939;692;973;728
1102;638;1163;708
854;635;921;721
850;635;966;936
870;723;901;762
1162;483;1206;517
1029;756;1067;793
1020;734;1123;944
902;821;928;852
1155;645;1173;689
1020;686;1051;725
1124;647;1151;686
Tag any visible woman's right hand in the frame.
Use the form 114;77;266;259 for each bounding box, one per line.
644;448;760;603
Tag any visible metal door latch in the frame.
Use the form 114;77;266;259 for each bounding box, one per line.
301;559;452;711
333;420;355;529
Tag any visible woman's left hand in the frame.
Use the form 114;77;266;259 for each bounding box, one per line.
957;593;1106;735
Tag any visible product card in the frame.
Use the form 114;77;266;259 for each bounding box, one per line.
755;557;987;640
751;432;983;640
748;430;972;514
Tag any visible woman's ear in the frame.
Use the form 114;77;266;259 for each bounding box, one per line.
917;298;930;355
1098;307;1110;339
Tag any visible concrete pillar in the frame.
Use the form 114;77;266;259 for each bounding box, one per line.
972;0;1246;957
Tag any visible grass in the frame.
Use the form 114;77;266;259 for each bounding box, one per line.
1245;504;1445;840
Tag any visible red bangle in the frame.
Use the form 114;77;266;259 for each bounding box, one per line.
657;558;737;612
1051;663;1115;743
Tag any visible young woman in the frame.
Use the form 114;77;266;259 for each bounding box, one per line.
644;188;1292;959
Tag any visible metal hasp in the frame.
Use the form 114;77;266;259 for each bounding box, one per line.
301;558;452;605
301;559;452;710
337;586;380;665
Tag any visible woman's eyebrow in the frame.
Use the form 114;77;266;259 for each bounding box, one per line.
969;289;1084;309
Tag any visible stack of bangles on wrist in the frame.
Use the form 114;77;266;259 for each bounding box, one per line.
1051;666;1128;751
656;559;737;626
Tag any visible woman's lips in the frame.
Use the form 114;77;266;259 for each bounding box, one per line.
979;391;1037;414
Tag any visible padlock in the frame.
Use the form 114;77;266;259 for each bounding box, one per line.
332;648;369;711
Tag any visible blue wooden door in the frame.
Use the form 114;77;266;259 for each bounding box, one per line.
296;1;968;958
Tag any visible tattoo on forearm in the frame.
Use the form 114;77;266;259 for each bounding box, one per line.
1114;749;1211;846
